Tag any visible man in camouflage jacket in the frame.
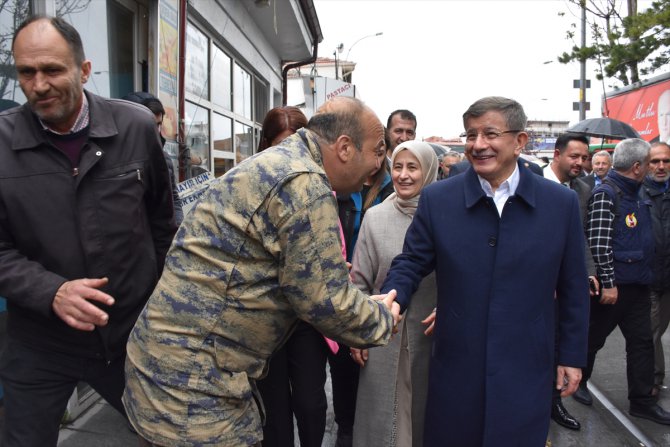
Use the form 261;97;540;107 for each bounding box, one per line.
123;97;399;447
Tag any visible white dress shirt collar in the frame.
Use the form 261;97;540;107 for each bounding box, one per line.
477;163;520;216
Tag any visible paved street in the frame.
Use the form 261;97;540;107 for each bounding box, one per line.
546;327;670;447
57;329;670;447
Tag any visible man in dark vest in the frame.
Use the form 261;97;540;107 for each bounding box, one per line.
578;138;670;425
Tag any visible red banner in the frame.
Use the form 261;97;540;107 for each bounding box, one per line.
605;77;670;143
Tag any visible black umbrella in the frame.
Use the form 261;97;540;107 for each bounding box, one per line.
566;117;640;140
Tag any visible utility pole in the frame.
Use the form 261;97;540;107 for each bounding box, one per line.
334;43;343;80
579;1;587;121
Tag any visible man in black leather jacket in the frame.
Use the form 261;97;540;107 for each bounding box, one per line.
0;15;176;446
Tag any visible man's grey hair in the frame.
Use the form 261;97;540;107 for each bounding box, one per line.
307;97;366;151
612;138;650;171
592;150;611;162
462;96;527;131
443;151;461;161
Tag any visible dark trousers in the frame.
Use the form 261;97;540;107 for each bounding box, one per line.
583;283;656;406
328;342;359;437
552;300;562;404
0;338;127;447
257;321;328;447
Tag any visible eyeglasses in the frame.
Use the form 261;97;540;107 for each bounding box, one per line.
461;129;522;143
650;158;670;164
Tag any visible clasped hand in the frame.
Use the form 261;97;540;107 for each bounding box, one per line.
52;277;115;331
370;289;401;333
352;306;436;367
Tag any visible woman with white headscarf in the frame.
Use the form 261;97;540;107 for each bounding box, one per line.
350;140;439;447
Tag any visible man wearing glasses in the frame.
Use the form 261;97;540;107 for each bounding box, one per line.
381;96;589;446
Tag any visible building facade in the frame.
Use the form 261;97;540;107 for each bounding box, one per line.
526;119;571;156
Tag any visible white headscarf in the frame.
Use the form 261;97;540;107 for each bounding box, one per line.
386;141;439;217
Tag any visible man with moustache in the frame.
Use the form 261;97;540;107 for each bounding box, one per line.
640;142;670;396
385;109;417;159
381;96;589;445
0;15;175;446
123;96;401;447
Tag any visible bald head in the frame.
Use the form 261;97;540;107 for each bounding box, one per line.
316;96;363;114
308;97;385;194
13;16;86;66
12;15;91;133
308;97;380;151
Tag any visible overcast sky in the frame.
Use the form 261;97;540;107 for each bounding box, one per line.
313;0;653;139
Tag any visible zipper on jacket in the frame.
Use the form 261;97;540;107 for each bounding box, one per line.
136;169;142;182
72;167;79;177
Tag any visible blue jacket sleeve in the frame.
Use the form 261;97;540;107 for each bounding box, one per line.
380;192;436;311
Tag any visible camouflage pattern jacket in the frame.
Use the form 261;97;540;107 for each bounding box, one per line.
123;128;394;446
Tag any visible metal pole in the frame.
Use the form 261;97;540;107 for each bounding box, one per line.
580;2;587;121
334;50;339;80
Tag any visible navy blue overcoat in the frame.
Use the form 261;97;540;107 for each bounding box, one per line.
382;160;589;447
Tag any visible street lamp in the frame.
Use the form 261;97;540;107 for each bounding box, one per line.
345;32;383;62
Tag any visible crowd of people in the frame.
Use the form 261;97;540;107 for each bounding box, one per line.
1;13;670;447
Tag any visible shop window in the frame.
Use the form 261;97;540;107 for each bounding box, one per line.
212;113;233;176
185;22;208;100
185;20;268;176
185;101;210;177
233;62;251;120
235;122;253;164
254;77;268;124
106;1;134;98
214;157;234;177
212;112;232;153
211;45;231;110
57;0;147;99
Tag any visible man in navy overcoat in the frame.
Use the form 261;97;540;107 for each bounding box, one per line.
382;97;589;446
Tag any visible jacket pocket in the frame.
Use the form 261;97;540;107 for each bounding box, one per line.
91;161;145;180
613;250;646;284
85;160;155;278
613;250;644;264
